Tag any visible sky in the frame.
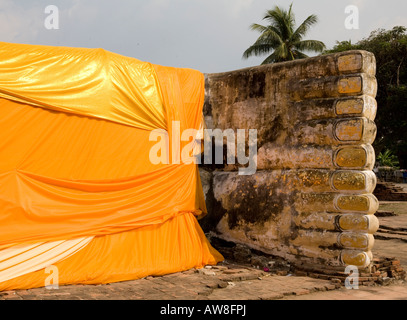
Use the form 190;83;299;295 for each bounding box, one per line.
0;0;406;73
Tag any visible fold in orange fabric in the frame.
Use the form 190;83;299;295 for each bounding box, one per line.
0;213;223;291
0;42;223;289
0;42;166;131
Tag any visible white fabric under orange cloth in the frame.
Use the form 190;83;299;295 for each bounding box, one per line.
0;237;93;284
0;42;223;290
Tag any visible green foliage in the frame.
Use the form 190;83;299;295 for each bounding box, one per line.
243;3;326;64
326;26;407;168
377;149;400;168
324;40;354;53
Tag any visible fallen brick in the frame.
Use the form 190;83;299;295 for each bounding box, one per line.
324;284;337;291
293;289;310;296
330;278;342;284
259;293;284;300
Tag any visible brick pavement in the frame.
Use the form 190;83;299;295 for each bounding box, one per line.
1;204;407;301
1;261;407;301
283;280;407;300
3;262;406;301
0;264;340;300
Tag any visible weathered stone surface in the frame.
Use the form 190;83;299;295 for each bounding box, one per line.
199;50;378;270
257;143;375;170
293;95;377;122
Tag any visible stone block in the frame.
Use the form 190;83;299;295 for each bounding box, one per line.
200;50;378;270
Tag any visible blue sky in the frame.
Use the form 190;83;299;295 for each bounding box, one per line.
0;0;406;73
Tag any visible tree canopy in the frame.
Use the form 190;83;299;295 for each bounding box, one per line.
326;26;407;168
243;3;326;64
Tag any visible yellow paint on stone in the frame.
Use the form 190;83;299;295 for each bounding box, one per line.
336;98;364;115
335;119;364;141
298;170;330;187
339;233;373;249
341;250;370;267
338;215;369;231
336;195;370;212
338;76;362;94
206;50;379;269
338;214;379;233
335;147;367;168
332;171;366;191
300;193;335;205
338;54;363;73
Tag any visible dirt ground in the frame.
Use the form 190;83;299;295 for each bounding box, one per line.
374;201;407;267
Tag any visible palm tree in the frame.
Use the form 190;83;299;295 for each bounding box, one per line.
243;3;326;64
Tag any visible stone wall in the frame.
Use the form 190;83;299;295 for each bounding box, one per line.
199;50;380;270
